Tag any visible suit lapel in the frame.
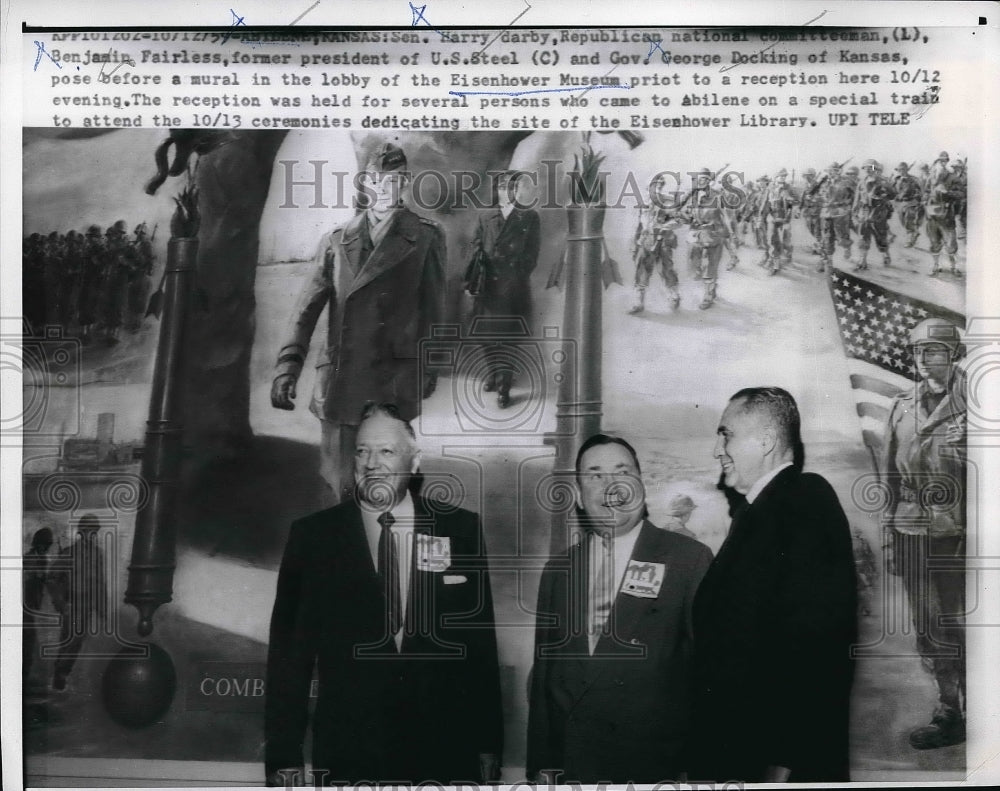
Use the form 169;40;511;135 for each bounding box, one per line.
338;212;369;279
593;522;661;659
348;209;419;296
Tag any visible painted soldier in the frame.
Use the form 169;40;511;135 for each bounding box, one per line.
880;318;967;750
628;175;680;314
950;159;967;241
101;221;131;344
853;159;896;270
758;168;797;275
817;162;855;272
22;233;48;333
271;142;446;501
736;177;759;243
798;168;823;257
78;225;106;343
924;167;962;277
750;175;770;251
52;514;109;692
680;168;738;310
893;162;924;248
126;223;155;332
466;170;541;407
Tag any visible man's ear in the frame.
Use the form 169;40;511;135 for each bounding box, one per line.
760;425;778;458
573;479;584;512
410;449;422;476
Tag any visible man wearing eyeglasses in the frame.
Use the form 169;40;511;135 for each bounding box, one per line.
880;317;968;750
527;433;713;783
271;142;446;502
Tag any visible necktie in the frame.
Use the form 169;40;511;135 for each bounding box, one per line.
377;512;402;637
587;530;614;654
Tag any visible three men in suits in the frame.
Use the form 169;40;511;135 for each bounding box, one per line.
271;143;446;500
265;403;503;785
465;170;541;408
527;434;714;783
688;387;857;782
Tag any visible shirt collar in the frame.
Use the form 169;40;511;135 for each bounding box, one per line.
745;461;794;505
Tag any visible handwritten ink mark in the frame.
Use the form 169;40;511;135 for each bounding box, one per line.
450;85;631;98
476;0;532;56
644;37;667;65
33;40;61;71
721;9;828;72
409;2;454;41
289;0;320;26
96;47;136;83
221;8;247;45
575;65;620;98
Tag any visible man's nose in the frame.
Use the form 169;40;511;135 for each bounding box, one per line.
713;436;724;458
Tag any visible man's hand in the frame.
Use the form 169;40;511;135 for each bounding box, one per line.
422;371;438;400
479;752;501;783
271;373;298;410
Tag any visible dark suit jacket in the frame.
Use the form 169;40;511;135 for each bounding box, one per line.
688;466;858;783
276;207;446;424
469;207;540;317
527;521;713;783
265;496;503;783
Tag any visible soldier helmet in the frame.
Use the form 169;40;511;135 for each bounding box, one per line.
667;494;696;516
896;162;909;172
87;224;102;237
134;222;148;235
47;231;59;240
828;161;842;171
909;317;962;354
775;168;788;178
694;167;713;179
951;160;966;171
758;174;771;183
846;166;860;177
803;168;816;177
364;141;407;174
935;151;950;163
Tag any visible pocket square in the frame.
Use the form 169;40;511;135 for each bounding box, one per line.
443;575;467;585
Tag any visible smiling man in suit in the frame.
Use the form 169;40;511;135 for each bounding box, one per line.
526;433;713;784
687;387;857;783
264;402;503;786
271;142;445;501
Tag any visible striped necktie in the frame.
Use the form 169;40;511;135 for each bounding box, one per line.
587;530;614;654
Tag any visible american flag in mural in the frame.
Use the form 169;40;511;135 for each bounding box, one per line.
828;268;965;471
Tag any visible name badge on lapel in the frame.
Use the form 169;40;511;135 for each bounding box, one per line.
621;560;665;599
416;534;451;572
